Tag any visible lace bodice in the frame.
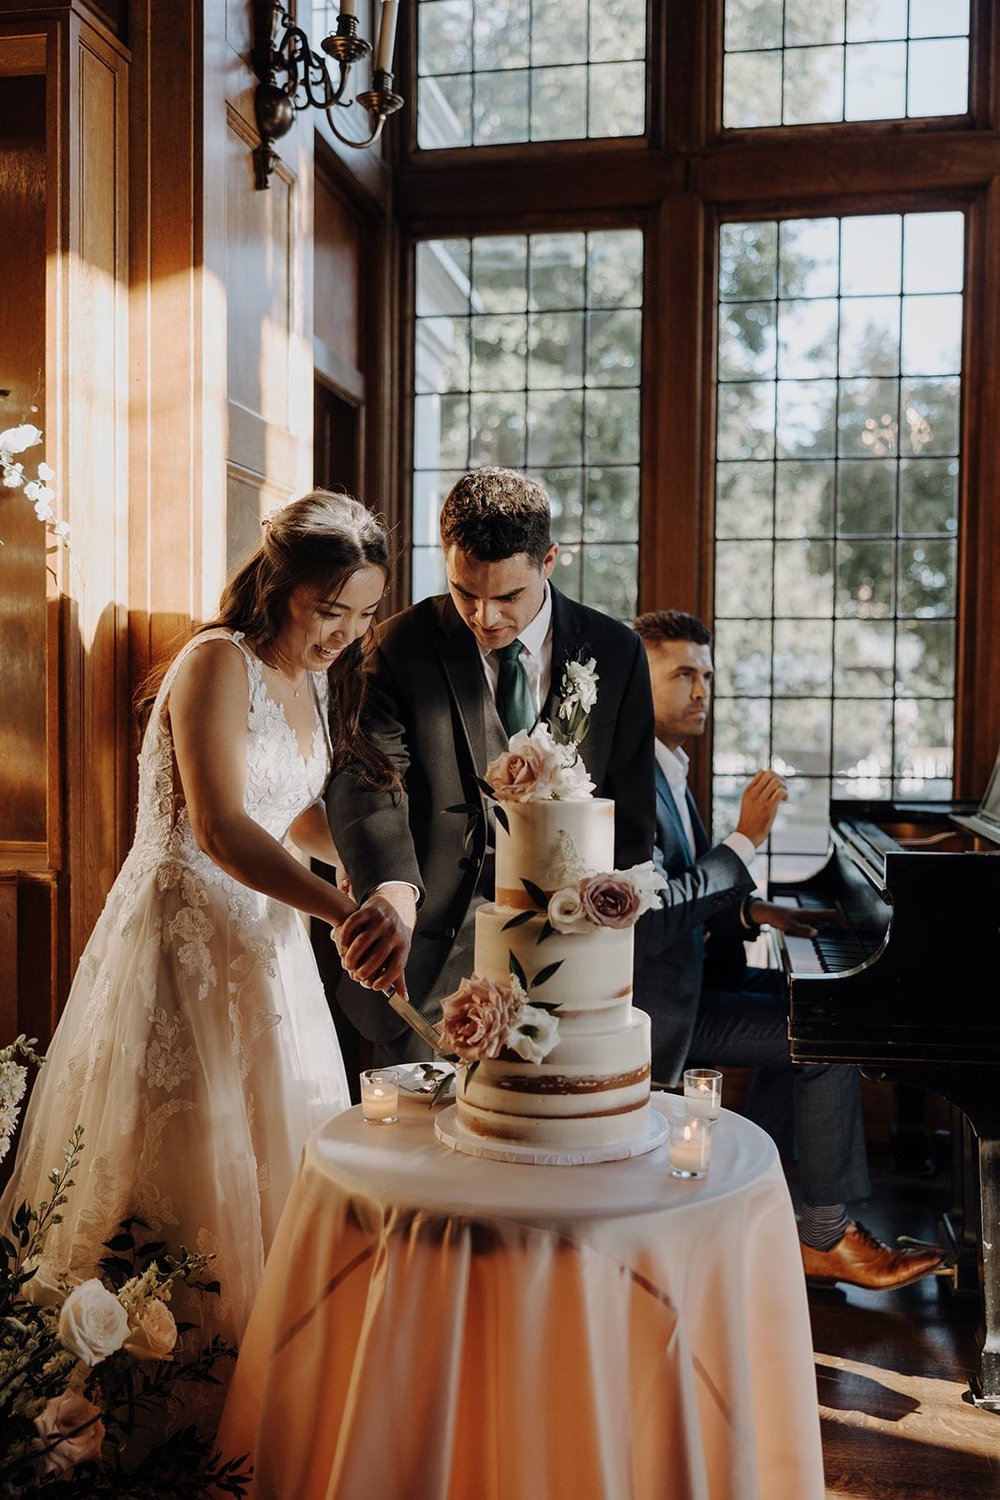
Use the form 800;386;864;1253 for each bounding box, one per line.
133;629;331;859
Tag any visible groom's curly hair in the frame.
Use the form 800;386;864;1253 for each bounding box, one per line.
440;467;552;567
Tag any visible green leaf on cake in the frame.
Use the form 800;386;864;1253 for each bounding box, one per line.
494;805;509;835
474;776;496;799
531;960;564;988
536;920;555;944
502;910;536;931
520;878;548;910
508;951;528;990
445;801;481;815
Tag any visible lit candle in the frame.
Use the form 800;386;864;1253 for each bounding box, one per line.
360;1069;399;1124
374;0;399;74
683;1067;722;1120
669;1117;712;1178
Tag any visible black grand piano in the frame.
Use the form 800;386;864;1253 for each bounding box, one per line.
768;771;1000;1408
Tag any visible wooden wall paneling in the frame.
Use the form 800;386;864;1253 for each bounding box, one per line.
221;95;313;554
0;64;48;855
128;0;212;751
60;12;130;961
956;180;1000;795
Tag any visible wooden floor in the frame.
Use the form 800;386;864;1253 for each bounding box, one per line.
793;1141;1000;1499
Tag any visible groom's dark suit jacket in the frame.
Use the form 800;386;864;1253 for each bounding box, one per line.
326;585;655;1051
632;758;756;1084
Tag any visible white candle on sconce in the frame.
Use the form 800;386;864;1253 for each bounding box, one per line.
374;0;399;73
669;1117;712;1179
339;0;356;16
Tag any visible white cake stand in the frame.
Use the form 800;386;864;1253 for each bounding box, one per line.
434;1104;669;1166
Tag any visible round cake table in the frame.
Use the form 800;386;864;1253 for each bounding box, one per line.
217;1094;824;1500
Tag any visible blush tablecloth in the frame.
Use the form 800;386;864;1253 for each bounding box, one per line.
217;1095;824;1500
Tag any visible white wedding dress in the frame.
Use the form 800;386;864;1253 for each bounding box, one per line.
1;630;351;1348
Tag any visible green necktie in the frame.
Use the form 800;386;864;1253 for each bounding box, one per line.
495;639;534;736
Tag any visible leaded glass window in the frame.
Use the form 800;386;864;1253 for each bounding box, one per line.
416;0;647;149
712;210;963;878
412;229;643;615
723;0;970;129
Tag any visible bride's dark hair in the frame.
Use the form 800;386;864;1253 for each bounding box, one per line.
143;490;399;791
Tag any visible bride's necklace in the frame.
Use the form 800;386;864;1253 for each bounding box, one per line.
269;658;308;698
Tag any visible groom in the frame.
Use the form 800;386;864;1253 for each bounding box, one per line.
327;466;655;1062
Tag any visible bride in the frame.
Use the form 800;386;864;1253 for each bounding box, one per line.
0;490;400;1348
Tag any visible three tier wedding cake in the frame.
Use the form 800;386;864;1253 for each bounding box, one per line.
435;661;665;1161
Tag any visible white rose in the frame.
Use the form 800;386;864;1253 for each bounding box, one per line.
58;1280;130;1367
123;1296;177;1361
620;860;669;916
547;887;591;934
507;1003;560;1065
552;753;595;800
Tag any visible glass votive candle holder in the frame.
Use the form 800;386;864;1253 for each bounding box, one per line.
668;1115;713;1179
360;1069;398;1125
683;1067;722;1121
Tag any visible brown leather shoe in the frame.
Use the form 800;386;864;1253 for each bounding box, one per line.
800;1220;944;1290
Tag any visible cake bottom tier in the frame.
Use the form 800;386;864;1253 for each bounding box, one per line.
456;1009;651;1150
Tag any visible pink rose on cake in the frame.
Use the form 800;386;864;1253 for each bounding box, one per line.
439;976;523;1061
580;874;642;928
438;974;561;1065
485;724;595;803
547;862;666;931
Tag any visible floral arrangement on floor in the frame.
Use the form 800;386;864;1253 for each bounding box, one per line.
1;421;69;548
0;1037;250;1497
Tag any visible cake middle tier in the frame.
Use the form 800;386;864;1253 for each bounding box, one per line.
474;903;633;1033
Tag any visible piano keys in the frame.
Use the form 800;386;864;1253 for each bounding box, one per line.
769;796;1000;1409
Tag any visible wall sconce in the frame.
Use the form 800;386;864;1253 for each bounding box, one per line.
251;1;403;189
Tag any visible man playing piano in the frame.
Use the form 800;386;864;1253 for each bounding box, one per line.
632;609;943;1291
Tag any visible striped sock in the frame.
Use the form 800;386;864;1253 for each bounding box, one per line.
799;1202;850;1251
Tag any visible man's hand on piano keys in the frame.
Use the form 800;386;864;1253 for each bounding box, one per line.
735;770;788;847
747;900;846;939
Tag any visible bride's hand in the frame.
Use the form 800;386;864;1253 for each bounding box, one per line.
336;886;416;994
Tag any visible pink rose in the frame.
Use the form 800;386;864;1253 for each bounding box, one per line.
580;874;642;929
484;727;564;802
439;976;521;1061
34;1391;105;1476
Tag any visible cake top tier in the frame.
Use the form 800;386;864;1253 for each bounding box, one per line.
495;797;614;905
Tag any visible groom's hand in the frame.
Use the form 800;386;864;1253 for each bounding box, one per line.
337;884;416;995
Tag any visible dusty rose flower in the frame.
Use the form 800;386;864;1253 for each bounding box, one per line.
34;1391;105;1476
547;887;591;934
57;1279;129;1367
485;725;566;802
123;1297;177;1361
580;874;642;929
439;975;521;1061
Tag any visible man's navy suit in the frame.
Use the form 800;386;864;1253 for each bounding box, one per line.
634;756;871;1207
